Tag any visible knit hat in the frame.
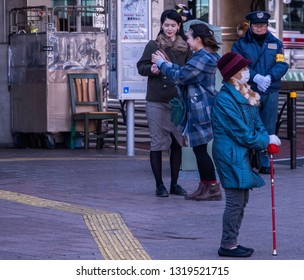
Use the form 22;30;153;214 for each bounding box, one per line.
218;52;252;82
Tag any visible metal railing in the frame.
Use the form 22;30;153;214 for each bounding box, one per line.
276;90;297;169
276;80;304;169
9;5;106;34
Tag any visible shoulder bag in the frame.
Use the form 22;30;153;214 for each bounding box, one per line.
169;86;186;126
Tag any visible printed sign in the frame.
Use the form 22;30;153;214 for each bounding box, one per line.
121;0;149;41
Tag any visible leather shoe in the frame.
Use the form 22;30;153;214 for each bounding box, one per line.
259;167;271;174
155;184;169;197
218;247;253;257
170;184;187;196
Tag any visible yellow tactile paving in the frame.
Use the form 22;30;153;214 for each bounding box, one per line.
0;190;106;215
84;214;151;260
0;190;151;260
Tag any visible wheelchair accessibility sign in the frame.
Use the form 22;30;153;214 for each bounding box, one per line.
123;87;129;94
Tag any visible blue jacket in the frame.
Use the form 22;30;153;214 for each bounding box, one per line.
232;29;289;94
159;49;220;147
211;83;269;189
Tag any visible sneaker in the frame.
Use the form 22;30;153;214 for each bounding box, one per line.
170;184;187;196
218;246;253;258
155;184;169;197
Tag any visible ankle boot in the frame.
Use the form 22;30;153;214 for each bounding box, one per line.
195;183;222;201
184;183;205;200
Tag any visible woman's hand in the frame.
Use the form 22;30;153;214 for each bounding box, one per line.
151;50;167;65
151;63;160;74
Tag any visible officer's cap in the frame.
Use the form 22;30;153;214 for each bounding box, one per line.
245;11;270;24
175;4;190;17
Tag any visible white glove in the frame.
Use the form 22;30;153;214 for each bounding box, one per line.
253;74;271;92
265;75;271;85
263;75;271;91
269;134;281;146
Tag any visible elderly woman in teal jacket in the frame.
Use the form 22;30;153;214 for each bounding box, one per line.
152;23;222;201
213;52;281;258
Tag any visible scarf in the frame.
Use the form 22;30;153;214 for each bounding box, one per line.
156;33;189;53
231;78;261;107
252;32;267;46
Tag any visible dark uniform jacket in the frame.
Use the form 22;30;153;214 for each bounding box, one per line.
232;29;289;94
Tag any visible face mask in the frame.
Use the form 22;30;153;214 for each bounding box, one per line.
236;69;250;84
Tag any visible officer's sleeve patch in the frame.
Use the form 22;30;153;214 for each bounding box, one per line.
276;53;286;62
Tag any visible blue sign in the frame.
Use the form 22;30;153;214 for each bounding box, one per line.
123;87;129;93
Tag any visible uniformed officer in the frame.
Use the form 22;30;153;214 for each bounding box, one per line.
232;11;289;174
175;3;195;22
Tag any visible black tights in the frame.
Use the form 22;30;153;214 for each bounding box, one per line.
192;144;216;182
150;134;182;187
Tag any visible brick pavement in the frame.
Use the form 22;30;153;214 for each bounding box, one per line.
0;142;303;260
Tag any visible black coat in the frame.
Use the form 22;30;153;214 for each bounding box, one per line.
137;39;191;103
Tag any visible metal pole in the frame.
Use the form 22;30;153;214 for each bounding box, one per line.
3;0;7;43
275;0;283;41
77;0;82;31
126;100;135;156
209;0;220;26
289;91;297;169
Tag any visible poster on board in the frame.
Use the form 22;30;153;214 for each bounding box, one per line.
121;0;149;41
118;0;151;100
